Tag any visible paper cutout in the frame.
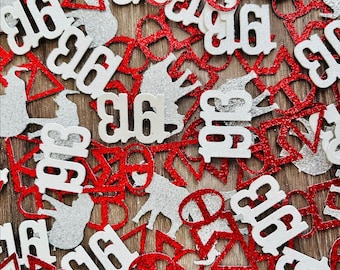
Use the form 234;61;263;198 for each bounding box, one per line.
178;189;249;265
280;117;332;176
165;3;276;55
27;255;57;270
61;245;100;270
0;0;17;32
38;193;94;250
230;175;308;255
61;0;105;10
0;220;56;268
0;253;20;270
139;53;201;137
324;185;340;220
29;90;80;139
88;225;139;269
165;0;238;25
132;171;189;238
213;71;278;121
199;72;257;162
0;67;78;139
29;90;81;162
294;20;340;88
0;0;73;55
61;225;138;269
0;168;9;190
318;104;340;169
0;66;30;137
35;123;91;193
66;0;118;48
276;247;330;270
320;0;340;18
97;93;167;144
0;0;339;267
46;26;122;99
129;253;177;270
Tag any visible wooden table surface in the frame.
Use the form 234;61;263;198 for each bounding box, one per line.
1;0;340;269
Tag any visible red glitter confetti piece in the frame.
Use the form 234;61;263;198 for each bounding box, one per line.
0;46;14;87
330;237;340;270
0;253;20;270
60;0;105;10
129;253;178;270
27;255;56;270
271;0;330;44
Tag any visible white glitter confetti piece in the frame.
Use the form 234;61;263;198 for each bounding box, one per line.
140;53;201;137
132;171;190;238
280;117;332;176
203;4;276;55
0;168;9;186
0;0;18;32
294;20;340;89
46;26;122;99
28;90;81;161
323;184;340;220
320;0;340;18
88;225;139;269
276;247;330;270
0;66;30;138
314;104;340;171
38;193;94;250
35;123;91;193
66;0;117;48
0;0;72;55
230;175;308;256
61;225;138;270
199;72;264;162
0;220;55;267
29;90;80;139
61;245;99;270
214;72;278;121
97;93;168;144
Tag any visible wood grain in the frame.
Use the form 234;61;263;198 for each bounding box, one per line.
1;0;339;269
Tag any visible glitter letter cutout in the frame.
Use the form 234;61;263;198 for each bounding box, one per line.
0;221;56;267
320;104;340;167
139;53;201;138
97;93;166;143
88;225;139;269
276;247;330;270
294;20;340;88
239;4;276;55
199;72;255;162
61;246;100;270
46;26;122;99
35;123;91;193
0;0;73;55
324;185;340;220
231;175;308;255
